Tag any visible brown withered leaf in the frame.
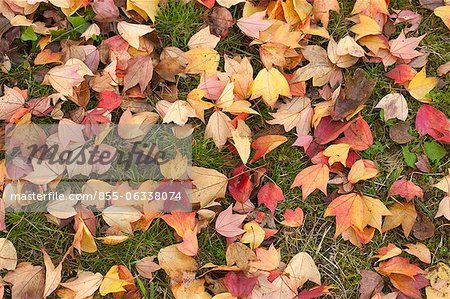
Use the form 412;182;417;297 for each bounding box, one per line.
359;270;384;299
413;213;435;240
389;122;414;144
207;7;234;38
333;69;376;120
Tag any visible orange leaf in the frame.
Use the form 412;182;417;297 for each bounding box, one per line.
250;135;288;163
291;164;329;201
348;159;379;184
382;202;417;237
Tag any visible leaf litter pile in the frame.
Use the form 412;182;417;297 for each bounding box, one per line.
0;0;450;298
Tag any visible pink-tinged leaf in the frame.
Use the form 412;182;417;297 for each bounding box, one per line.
0;87;26;120
237;11;271;39
215;205;246;238
339;117;373;151
198;74;227;100
314;116;356;145
124;55;153;92
389;179;423;201
385;64;417;85
415;104;450;143
223;271;257;297
257;182;284;215
293;135;313;152
389;31;425;60
228;164;253;203
281;207;304;227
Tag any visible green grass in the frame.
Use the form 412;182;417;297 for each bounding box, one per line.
1;0;450;298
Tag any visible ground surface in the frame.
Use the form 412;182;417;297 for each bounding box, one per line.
1;0;450;298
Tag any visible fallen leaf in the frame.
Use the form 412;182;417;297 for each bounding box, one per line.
157;245;197;282
292;45;335;87
257;182;284;215
60;271;103;299
124;54;153;92
373;243;402;262
191;166;228;208
0;238;17;271
407;68;438;102
333;69;376;120
415;104;450;143
43;65;85;97
385;64;417;85
117;21;154;49
350;15;382;40
291;164;329;201
389;179;423;201
236;11;271;39
348;159;379;184
376;93;408;121
359;270;384;299
405;243;431;264
250;135;288;163
324;193;391;238
434;6;450;29
188;26;220;49
284;252;321;288
215;205;246;238
313;0;339;29
240;221;265;249
281;207;304;227
4;262;45;299
413;213;435;240
135;256;161;279
389;121;415;144
389;31;425;60
250;67;291;108
184;48;220;76
382;202;417;237
267;97;313;133
324;143;351;166
205;110;234;148
99;265;133;296
339;117;373;151
426;262;450;298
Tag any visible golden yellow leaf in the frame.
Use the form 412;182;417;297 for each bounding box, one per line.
99;265;133;296
240;222;265;249
251;68;291;108
407;68;438;102
324;143;351;166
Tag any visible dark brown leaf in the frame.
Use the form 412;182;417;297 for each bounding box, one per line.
333;69;376;120
413;213;435;240
389;122;414;144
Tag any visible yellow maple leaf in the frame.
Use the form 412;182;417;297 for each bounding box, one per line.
434;6;450;29
324;143;351;166
407;68;438;103
251;68;291;108
126;0;159;22
240;222;265;249
99;265;133;296
350;14;382;40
